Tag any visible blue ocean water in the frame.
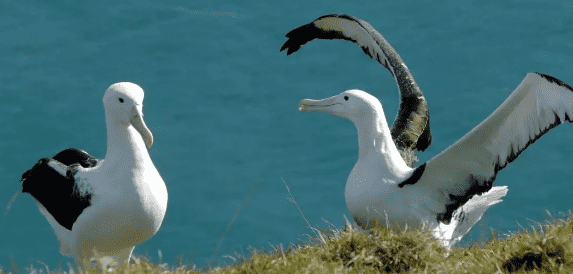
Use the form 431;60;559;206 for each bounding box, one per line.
1;0;572;270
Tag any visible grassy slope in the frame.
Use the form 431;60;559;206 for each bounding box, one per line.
3;212;573;274
4;182;572;273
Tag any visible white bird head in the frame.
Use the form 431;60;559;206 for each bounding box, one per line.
103;82;153;148
299;89;384;124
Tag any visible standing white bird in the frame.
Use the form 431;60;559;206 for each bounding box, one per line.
299;72;573;247
21;82;168;270
281;14;432;167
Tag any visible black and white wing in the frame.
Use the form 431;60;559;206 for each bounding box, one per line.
21;148;99;230
281;14;432;167
406;73;573;223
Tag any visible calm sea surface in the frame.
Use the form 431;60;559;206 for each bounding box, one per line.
1;0;572;270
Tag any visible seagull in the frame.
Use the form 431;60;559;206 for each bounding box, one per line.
21;82;168;270
281;14;431;167
299;72;573;247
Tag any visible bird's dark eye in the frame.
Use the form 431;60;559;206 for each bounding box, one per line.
118;98;124;103
344;96;349;101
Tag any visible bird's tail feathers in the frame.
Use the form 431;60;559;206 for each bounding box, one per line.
451;186;508;245
434;186;508;248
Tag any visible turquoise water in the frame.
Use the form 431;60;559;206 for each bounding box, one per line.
1;0;572;270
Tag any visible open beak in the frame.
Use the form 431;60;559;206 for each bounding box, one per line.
298;95;339;113
130;105;153;148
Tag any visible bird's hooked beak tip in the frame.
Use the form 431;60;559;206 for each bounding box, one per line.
298;99;315;113
131;106;154;148
145;135;154;148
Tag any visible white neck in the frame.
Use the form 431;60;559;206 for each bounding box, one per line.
104;115;150;168
345;103;413;227
351;105;410;173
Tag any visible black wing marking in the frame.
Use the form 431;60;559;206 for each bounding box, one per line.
281;14;431;167
52;148;99;168
21;148;98;230
397;163;426;188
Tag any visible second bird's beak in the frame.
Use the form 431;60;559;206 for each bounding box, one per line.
298;95;338;113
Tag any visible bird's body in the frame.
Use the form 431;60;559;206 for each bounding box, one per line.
299;72;572;247
21;83;167;270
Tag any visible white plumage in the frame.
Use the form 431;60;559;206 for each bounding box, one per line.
21;82;168;270
299;73;572;247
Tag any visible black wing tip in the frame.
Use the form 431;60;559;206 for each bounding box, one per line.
280;14;365;56
280;41;301;55
280;23;316;56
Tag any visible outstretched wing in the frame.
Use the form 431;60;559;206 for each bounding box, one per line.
409;73;573;223
281;14;431;167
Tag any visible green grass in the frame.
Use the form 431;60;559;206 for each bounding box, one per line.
208;212;573;274
4;182;573;274
4;212;573;274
